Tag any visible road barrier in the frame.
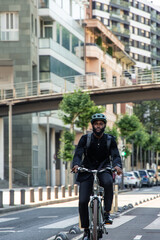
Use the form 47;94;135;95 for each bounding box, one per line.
0;184;78;208
47;186;51;200
21;189;25;205
54;186;58;199
61;185;65;198
38;187;43;201
30;188;34;203
0;191;3;208
10;189;14;206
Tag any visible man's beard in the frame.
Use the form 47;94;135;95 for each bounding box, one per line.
93;126;105;137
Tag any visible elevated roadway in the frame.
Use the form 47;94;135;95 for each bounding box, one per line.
0;83;160;117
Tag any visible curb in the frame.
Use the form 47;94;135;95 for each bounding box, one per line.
0;196;79;214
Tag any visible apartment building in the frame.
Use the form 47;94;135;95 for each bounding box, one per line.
0;0;85;186
87;0;160;69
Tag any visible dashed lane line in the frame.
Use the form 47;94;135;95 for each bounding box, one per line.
133;235;142;240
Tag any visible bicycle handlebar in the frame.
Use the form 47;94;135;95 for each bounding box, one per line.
77;166;116;173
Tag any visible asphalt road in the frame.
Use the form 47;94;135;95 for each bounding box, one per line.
0;186;160;240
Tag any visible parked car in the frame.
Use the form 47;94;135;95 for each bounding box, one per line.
124;171;141;188
138;170;153;187
133;170;142;188
147;169;158;186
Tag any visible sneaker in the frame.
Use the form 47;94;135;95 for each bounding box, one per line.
82;229;90;240
104;212;113;225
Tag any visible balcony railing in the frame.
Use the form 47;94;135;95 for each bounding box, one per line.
39;38;84;70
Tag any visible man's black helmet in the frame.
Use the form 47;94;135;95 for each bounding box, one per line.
91;113;107;124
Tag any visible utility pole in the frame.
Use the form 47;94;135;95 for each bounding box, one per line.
8;102;13;189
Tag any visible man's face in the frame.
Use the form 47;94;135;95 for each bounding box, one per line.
93;120;105;133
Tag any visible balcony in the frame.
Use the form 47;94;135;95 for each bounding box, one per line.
39;38;84;73
38;0;84;39
75;73;107;89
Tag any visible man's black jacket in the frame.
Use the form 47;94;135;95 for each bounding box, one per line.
72;133;122;182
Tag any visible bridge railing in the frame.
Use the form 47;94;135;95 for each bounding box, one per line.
0;66;160;101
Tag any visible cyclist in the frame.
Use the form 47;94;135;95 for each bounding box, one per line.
72;113;122;240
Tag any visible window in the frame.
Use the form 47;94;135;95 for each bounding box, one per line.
112;76;117;87
103;18;109;26
96;2;101;10
0;12;19;41
103;4;108;12
113;104;117;114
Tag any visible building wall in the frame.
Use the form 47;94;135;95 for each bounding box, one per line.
4;114;32;184
0;0;38;84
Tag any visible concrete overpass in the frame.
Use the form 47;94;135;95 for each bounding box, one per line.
0;82;160;117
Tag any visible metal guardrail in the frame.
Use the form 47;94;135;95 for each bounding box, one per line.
5;166;30;186
0;67;160;102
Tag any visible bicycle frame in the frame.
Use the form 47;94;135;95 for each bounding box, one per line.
78;167;112;240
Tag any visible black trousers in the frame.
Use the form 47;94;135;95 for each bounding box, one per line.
79;171;113;228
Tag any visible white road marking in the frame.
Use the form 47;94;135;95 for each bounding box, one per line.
38;216;58;218
144;217;160;229
105;215;136;229
133;235;142;240
0;218;19;223
0;230;23;233
40;216;79;229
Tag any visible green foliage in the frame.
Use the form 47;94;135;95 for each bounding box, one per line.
107;47;113;56
105;125;119;141
127;125;149;147
58;130;75;162
59;89;94;127
59;89;105;132
116;114;141;137
133;100;160;133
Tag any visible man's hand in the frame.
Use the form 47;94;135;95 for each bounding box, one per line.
72;165;79;173
114;166;123;175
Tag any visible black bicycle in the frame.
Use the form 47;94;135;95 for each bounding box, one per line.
78;167;115;240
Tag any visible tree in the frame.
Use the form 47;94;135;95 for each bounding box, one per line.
59;89;97;133
116;114;141;138
105;125;119;141
134;100;160;133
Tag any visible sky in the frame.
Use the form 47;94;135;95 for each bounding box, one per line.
148;0;160;6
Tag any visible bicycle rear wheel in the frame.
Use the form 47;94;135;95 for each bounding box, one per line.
92;199;98;240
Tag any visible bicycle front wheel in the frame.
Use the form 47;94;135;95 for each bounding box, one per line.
93;198;98;240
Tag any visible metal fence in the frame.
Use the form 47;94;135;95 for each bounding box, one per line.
0;67;160;102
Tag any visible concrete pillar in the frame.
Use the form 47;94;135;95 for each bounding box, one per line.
68;185;72;197
9;189;14;206
47;186;51;200
21;189;25;205
61;185;65;198
54;186;58;199
30;188;34;203
38;187;43;201
0;118;4;180
0;191;3;208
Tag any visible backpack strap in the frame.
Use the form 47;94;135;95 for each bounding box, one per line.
86;132;92;149
106;134;112;152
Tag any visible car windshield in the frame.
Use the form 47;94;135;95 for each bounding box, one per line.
139;171;146;176
124;173;132;177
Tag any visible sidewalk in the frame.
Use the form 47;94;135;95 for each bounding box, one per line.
0;186;160;215
0;186;79;214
